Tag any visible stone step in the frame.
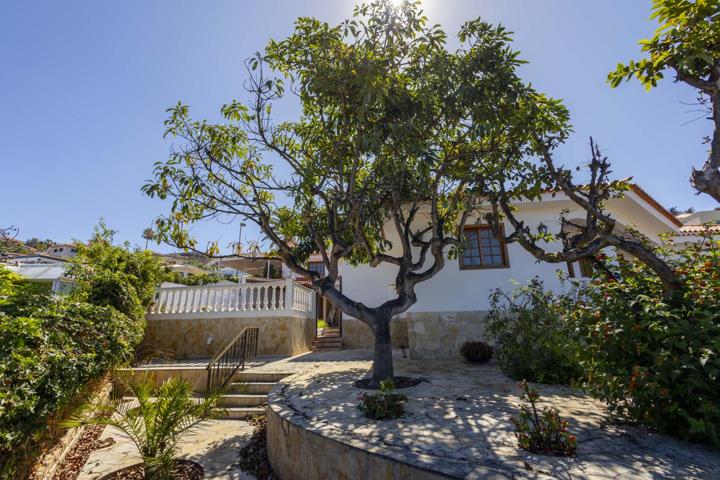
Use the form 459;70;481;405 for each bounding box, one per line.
313;337;343;344
228;381;276;394
311;346;343;351
233;371;290;383
217;394;267;408
222;407;266;419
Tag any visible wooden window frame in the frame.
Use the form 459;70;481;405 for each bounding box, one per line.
459;224;510;270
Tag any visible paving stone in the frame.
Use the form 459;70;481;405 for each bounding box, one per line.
269;350;720;479
77;419;255;480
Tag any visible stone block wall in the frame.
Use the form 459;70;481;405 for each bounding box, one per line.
405;311;489;359
341;312;489;359
341;317;409;350
142;315;315;359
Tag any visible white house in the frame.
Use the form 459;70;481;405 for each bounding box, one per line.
336;185;702;358
144;185;716;361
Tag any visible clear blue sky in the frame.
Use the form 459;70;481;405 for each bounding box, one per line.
0;1;714;252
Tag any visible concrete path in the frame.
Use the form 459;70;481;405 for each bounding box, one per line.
78;419;255;480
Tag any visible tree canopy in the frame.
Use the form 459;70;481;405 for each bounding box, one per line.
143;0;570;381
609;0;720;201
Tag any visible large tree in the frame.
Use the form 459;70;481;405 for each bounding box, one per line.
609;0;720;202
143;0;568;384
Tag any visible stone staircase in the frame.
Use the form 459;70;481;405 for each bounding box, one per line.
216;370;290;419
311;327;343;352
121;356;294;420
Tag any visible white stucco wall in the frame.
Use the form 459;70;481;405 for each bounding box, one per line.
339;193;679;313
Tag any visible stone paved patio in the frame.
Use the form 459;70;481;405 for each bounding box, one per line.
269;349;720;479
78;419;255;480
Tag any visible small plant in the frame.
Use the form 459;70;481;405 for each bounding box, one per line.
65;378;221;479
511;381;576;457
317;318;328;329
460;340;493;363
357;379;407;420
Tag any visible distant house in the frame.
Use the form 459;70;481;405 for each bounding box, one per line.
1;253;67;266
44;243;78;259
673;208;720;246
166;263;208;278
5;262;74;293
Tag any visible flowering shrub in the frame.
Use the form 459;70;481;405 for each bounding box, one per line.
512;380;577;456
460;340;494;363
357;379;406;420
486;278;582;384
570;239;720;447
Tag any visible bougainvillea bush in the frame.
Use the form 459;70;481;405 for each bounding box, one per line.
570;240;720;447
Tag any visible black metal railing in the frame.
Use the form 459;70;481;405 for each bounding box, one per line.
206;327;259;392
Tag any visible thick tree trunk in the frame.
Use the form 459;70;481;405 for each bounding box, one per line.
371;316;394;385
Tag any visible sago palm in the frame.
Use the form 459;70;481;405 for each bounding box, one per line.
65;377;222;479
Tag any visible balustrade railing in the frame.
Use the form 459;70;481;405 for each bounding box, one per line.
148;279;313;316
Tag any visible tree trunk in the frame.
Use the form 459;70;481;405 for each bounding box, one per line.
371;316;394;385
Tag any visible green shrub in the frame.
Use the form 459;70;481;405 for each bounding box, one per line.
85;270;143;318
166;271;238;286
512;380;577;456
0;267;53;317
486;278;582;384
357;379;406;420
570;241;720;447
460;340;493;363
0;301;144;477
0;222;166;477
67;221;167;320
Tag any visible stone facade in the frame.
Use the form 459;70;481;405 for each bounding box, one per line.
142;315;315;359
341;317;409;350
342;311;489;359
405;311;489;359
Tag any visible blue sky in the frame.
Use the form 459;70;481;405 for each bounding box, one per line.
0;1;714;252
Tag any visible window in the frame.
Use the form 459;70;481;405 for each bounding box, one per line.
308;261;326;276
460;225;509;269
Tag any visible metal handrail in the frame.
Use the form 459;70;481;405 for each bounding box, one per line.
206;327;259;392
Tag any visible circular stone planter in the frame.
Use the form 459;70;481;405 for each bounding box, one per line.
266;367;504;480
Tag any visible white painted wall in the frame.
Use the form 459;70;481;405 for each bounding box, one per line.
339;193;679;313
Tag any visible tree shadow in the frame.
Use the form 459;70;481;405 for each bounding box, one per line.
275;359;720;479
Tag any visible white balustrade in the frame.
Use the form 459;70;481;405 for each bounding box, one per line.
149;280;314;318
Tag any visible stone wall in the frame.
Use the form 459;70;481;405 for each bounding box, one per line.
342;312;489;359
142;315;315;359
405;311;489;359
341;317;409;350
267;394;448;480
